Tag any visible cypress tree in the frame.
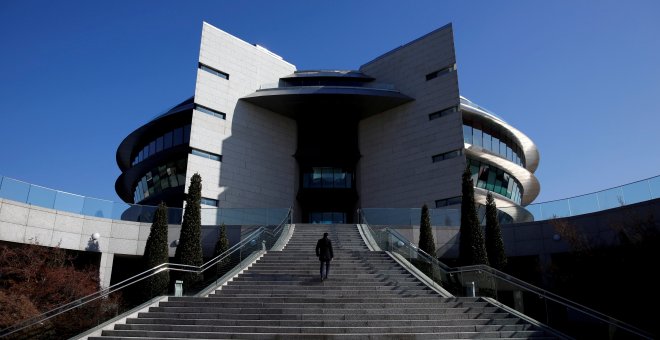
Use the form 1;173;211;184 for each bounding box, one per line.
174;173;204;288
459;165;489;266
211;223;230;277
485;192;507;270
418;204;436;257
141;202;170;299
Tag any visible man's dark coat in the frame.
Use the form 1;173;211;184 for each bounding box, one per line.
315;236;334;261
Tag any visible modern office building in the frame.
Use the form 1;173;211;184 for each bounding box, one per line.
115;22;540;224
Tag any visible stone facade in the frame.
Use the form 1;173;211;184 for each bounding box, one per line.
189;23;297;209
358;25;464;208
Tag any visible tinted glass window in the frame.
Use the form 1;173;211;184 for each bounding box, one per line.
463;125;473;144
173;127;183;146
491;136;500;154
164;131;173;149
132;158;188;204
478;164;490;186
156;137;163;153
463;121;525;166
483;131;492;151
466;157;523;204
303;167;354;189
473;128;483;147
184;124;191;143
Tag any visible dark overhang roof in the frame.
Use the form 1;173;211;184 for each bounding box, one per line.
282;70;374;81
241;86;413;119
115;96;193;171
150;96;195;121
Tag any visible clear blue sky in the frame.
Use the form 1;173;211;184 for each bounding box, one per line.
1;0;659;205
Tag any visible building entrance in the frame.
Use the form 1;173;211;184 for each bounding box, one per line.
308;212;347;224
295;113;359;224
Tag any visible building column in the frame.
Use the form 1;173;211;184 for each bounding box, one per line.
99;252;114;289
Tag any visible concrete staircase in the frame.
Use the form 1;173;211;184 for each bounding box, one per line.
89;224;558;339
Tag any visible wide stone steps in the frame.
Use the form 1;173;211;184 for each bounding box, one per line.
170;296;479;303
126;318;527;327
213;286;430;293
207;292;437;298
157;302;492;309
230;276;418;283
235;270;411;275
230;277;416;282
97;331;554;340
112;323;539;333
251;262;394;266
136;311;517;321
90;224;557;339
94;335;556;340
208;290;438;297
146;306;505;315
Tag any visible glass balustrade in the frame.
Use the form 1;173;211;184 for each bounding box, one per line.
0;174;289;225
1;173;659;226
361;174;660;226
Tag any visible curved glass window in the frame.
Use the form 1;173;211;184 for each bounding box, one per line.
133;158;187;203
467;157;523;204
463;120;525;167
302;167;353;189
132;124;191;166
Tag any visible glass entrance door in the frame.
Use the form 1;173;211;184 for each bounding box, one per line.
309;212;346;224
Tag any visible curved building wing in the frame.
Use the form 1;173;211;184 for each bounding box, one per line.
115;97;194;207
460;96;540;221
460;96;540;173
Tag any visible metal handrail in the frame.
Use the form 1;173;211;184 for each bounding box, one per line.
0;208;292;338
357;208;653;339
